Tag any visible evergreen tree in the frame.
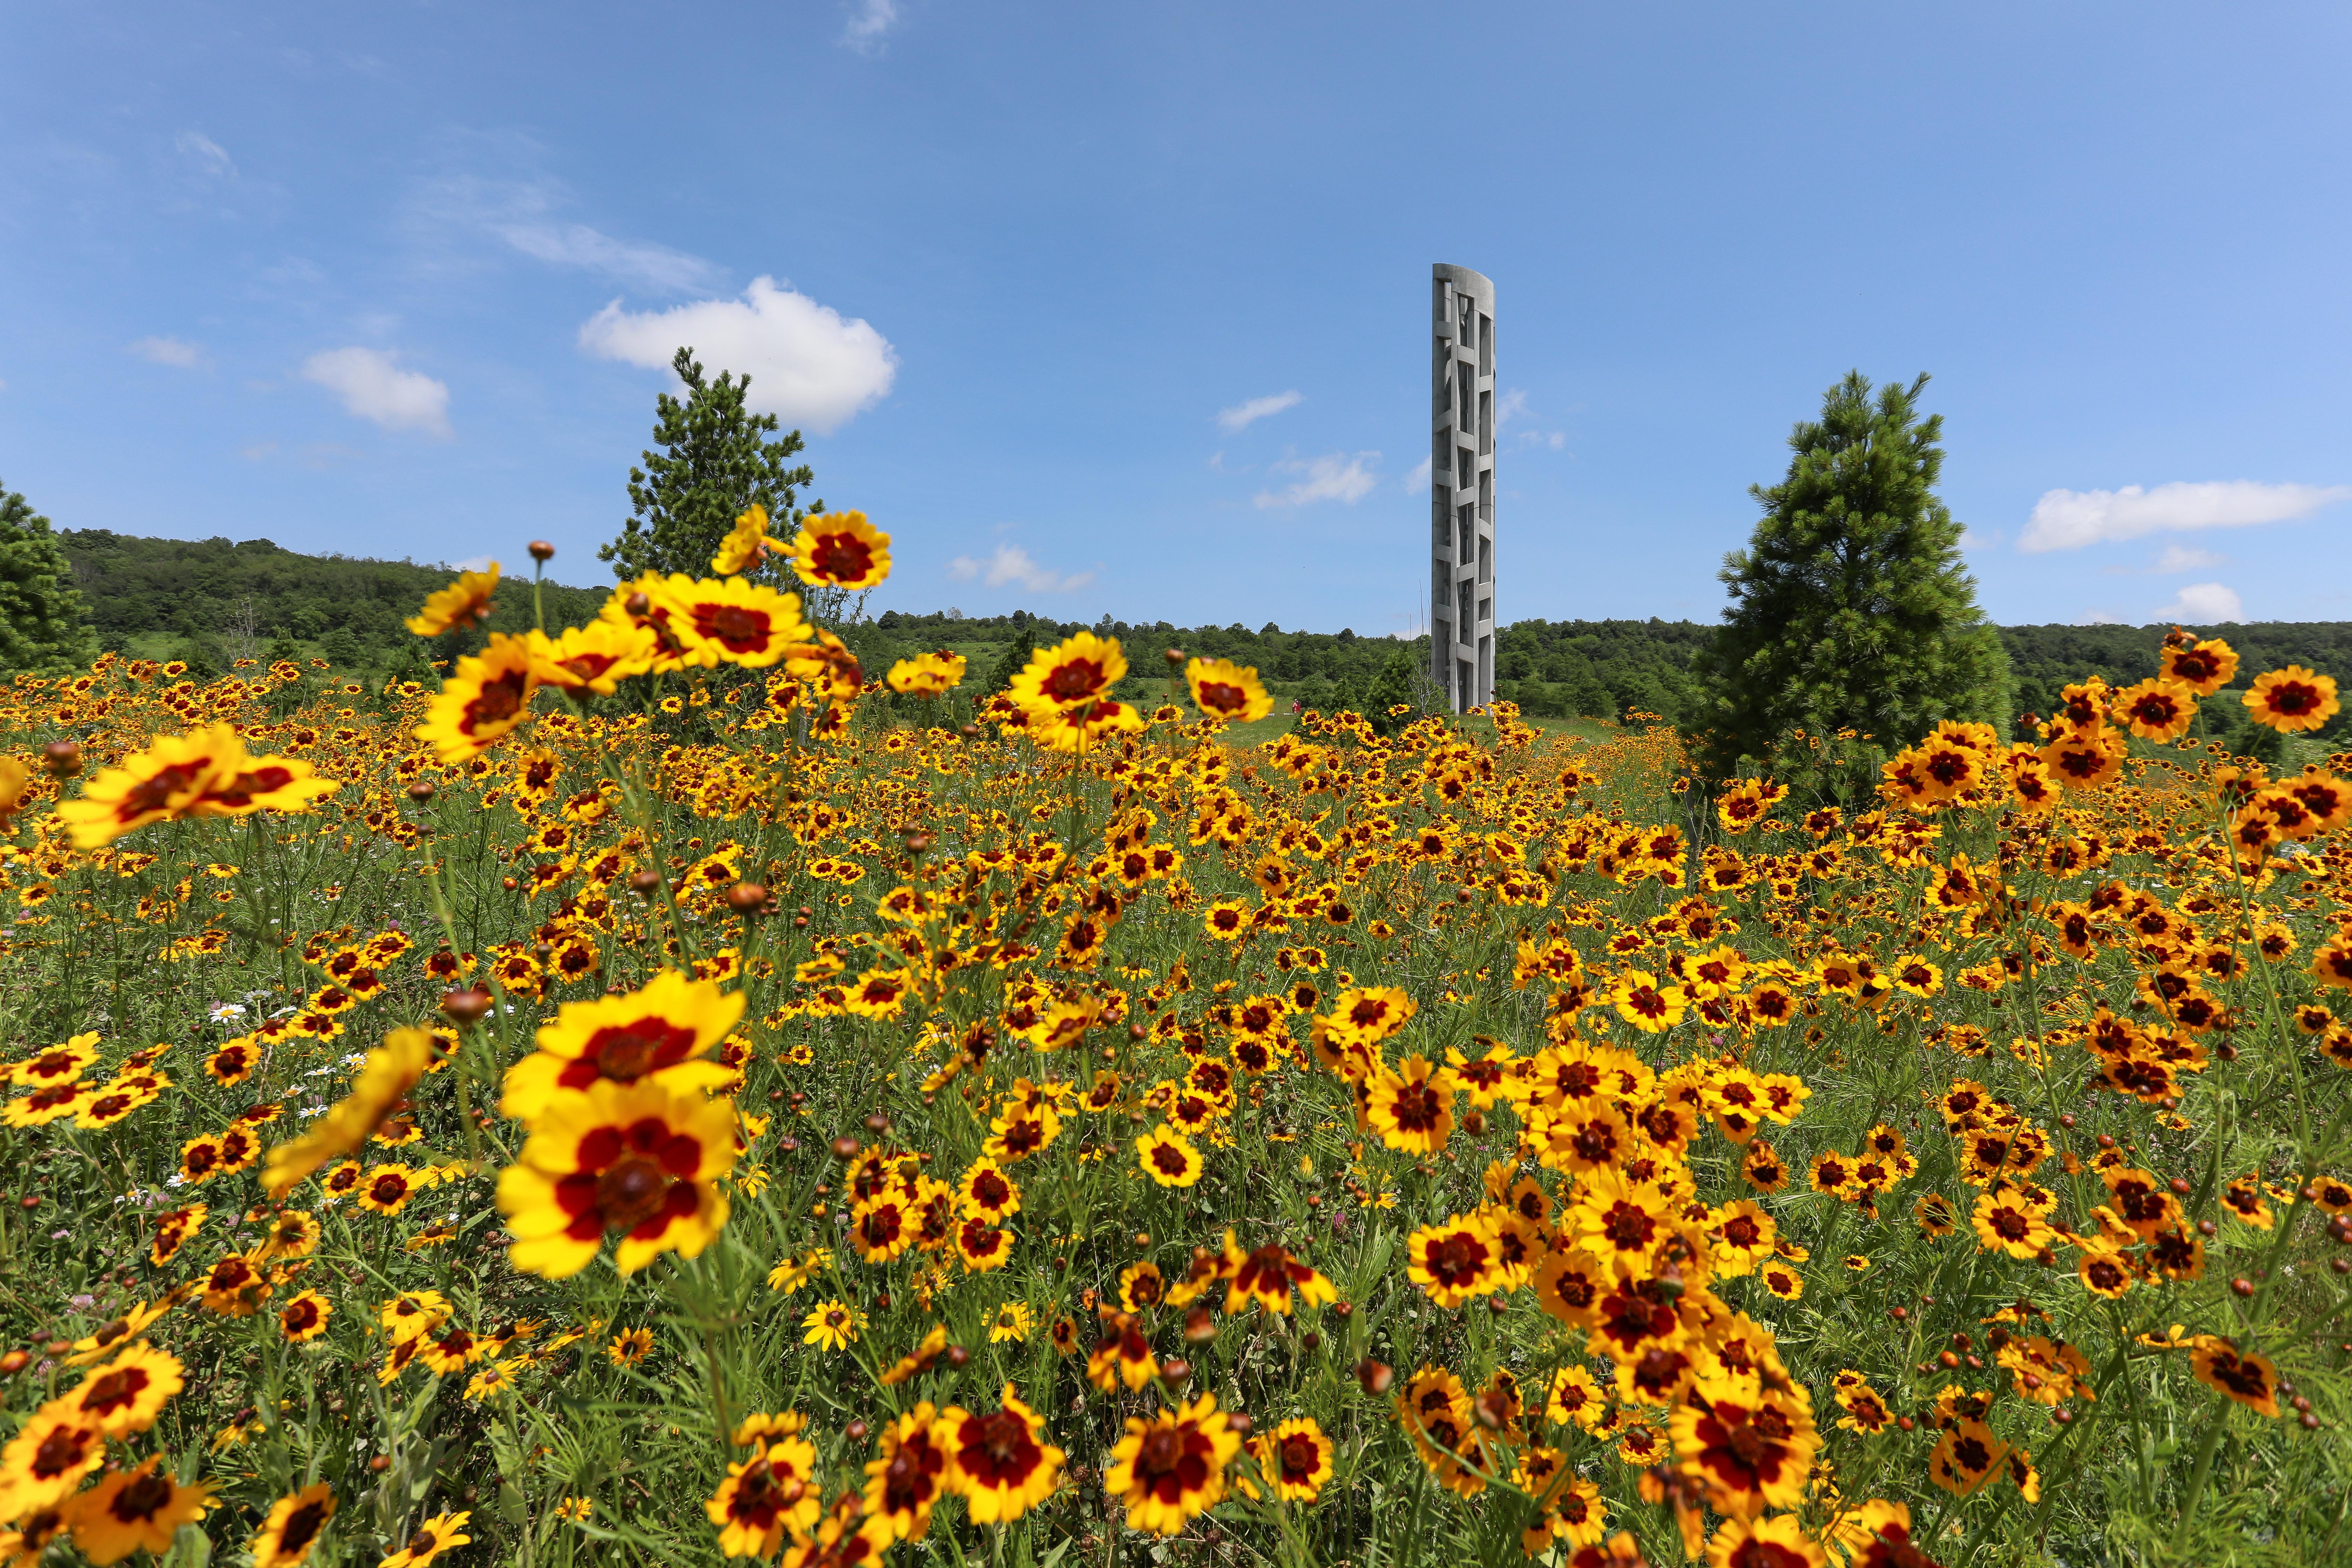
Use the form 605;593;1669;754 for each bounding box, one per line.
0;481;99;675
983;623;1036;694
1363;648;1420;737
600;348;818;583
1690;372;2012;790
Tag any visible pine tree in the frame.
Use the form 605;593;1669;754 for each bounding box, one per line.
1690;372;2012;790
600;348;818;583
0;481;99;675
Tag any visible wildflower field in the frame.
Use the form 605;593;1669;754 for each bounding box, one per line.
1;512;2349;1568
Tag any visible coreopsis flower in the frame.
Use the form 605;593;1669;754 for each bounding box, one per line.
1927;1419;2008;1497
404;562;499;635
1216;1232;1336;1316
496;1078;736;1278
55;727;240;848
1405;1213;1501;1308
249;1482;335;1568
2039;726;2123;790
940;1384;1063;1523
278;1291;332;1343
1714;777;1785;834
1702;1514;1826;1568
200;1252;274;1316
662;575;816;669
790;510;892;589
60;1343;183;1437
415;634;539;763
863;1404;951;1540
1135;1123;1203;1187
1010;632;1126;714
379;1291;452;1345
2160;635;2238;693
0;755;32;829
8;1032;98;1088
378;1510;471;1568
707;1435;823;1557
526;620;658;695
887;651;967;696
803;1300;866;1351
2114;677;2198;742
1185;657;1273;725
1611;969;1687;1033
1669;1377;1818;1515
0;1407;107;1516
2189;1336;2281;1416
712;505;787;575
1105;1390;1241;1535
499;969;744;1123
1247;1417;1332;1503
1969;1189;2054;1258
2243;665;2339;732
1365;1055;1456;1153
1317;986;1416;1051
66;1455;215;1564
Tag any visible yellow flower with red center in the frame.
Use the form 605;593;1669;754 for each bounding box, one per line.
659;575;815;669
1969;1189;2054;1258
379;1510;470;1568
405;563;499;636
1185;657;1273;725
790;510;892;590
1248;1416;1332;1503
1105;1390;1242;1535
265;1028;436;1200
1135;1123;1203;1187
706;1433;822;1558
1611;969;1686;1033
1927;1418;2008;1497
2114;677;2198;741
496;1078;736;1278
1669;1376;1818;1515
1365;1055;1456;1154
2245;665;2339;732
711;504;786;575
940;1383;1063;1523
278;1291;332;1343
2188;1336;2281;1416
862;1404;951;1540
1010;632;1127;714
887;651;967;696
248;1482;335;1568
61;1343;182;1437
415;635;540;763
65;1454;215;1564
2160;635;2238;693
1405;1213;1501;1308
525;620;657;695
1214;1231;1336;1316
500;969;744;1124
1316;986;1416;1051
1703;1515;1826;1568
55;728;238;848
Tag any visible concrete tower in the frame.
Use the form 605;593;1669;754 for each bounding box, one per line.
1430;264;1494;712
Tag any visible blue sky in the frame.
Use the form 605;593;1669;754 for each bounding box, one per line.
4;2;2348;635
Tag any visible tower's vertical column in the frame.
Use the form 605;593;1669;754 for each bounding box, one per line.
1430;265;1494;712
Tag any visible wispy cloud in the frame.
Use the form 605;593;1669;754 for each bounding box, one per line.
1495;387;1566;450
2151;582;2245;625
2153;544;2225;574
414;175;719;293
301;347;451;437
1254;452;1378;509
1216;390;1302;434
841;0;901;54
2022;480;2349;552
128;336;204;368
1404;455;1432;495
946;542;1094;594
174;130;235;177
578;276;897;434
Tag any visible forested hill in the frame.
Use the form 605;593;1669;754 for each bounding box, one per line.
51;531;2350;742
61;530;610;676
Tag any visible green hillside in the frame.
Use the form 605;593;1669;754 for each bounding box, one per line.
47;531;2352;747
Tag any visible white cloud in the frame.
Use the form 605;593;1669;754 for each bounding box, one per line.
2151;582;2245;624
129;336;204;368
452;555;495;572
842;0;900;53
300;347;451;437
1254;452;1378;509
1494;388;1528;426
2153;544;2225;573
945;543;1094;594
2021;480;2349;552
1216;390;1302;434
1404;455;1432;495
579;277;896;435
175;130;235;177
